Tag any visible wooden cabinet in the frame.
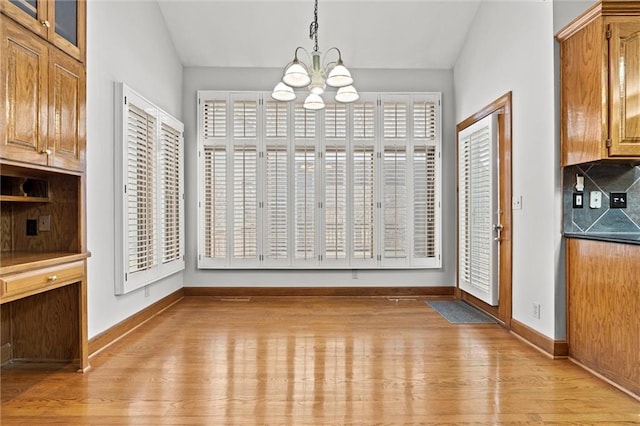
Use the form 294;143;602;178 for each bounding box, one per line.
0;166;89;371
0;0;87;372
557;2;640;166
0;0;85;62
0;15;85;173
566;238;640;398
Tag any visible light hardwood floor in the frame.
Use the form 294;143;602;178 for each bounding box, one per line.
1;297;638;424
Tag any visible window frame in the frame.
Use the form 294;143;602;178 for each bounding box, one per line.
115;83;185;294
197;90;441;269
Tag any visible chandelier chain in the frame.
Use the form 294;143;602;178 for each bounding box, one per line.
309;0;319;52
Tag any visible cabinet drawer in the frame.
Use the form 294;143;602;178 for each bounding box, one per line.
0;260;84;300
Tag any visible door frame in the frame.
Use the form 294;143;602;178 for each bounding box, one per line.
455;92;512;328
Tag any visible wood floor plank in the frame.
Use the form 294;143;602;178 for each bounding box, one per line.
1;297;638;424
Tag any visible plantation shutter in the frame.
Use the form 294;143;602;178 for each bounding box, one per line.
324;146;347;260
265;146;289;260
117;84;185;294
203;146;227;259
324;104;347;261
324;103;347;141
413;99;438;262
265;101;288;139
294;146;316;261
352;146;375;260
202;100;227;139
413;101;437;140
126;103;157;274
232;98;259;261
383;102;407;140
458;114;499;306
413;145;436;259
196;90;441;270
382;98;408;262
383;146;407;259
159;120;183;265
294;104;317;262
352;98;377;263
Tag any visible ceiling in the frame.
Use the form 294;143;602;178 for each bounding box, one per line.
156;0;482;70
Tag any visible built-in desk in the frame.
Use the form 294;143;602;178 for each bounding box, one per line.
1;252;90;372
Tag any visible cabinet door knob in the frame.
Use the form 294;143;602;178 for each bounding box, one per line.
48;275;58;282
40;149;52;155
40;20;51;28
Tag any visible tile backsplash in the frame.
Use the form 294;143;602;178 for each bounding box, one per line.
563;163;640;234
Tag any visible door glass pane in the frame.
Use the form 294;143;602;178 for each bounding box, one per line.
55;0;78;46
10;0;37;18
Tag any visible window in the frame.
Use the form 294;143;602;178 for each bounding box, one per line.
115;83;185;294
197;91;441;269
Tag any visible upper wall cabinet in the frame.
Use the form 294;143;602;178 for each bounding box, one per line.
0;16;85;172
557;1;640;166
0;0;85;62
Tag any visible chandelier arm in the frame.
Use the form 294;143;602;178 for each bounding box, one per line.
322;47;343;73
294;46;312;66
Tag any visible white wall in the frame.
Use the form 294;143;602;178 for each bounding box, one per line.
454;1;559;338
86;1;183;338
182;67;457;287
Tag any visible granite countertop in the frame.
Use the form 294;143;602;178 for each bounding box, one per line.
563;232;640;245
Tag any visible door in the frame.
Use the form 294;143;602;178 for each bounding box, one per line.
457;113;499;306
48;47;85;172
0;16;49;167
608;18;640;157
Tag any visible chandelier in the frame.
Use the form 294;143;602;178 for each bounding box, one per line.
271;0;359;110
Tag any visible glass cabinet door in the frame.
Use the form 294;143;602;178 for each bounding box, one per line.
9;0;38;18
54;0;77;47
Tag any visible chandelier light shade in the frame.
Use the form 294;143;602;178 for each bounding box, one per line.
272;82;297;101
271;0;358;109
335;85;360;103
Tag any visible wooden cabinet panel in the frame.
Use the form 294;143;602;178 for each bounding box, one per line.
48;48;85;171
566;238;640;397
608;18;640;156
0;16;48;166
557;3;640;165
1;15;85;172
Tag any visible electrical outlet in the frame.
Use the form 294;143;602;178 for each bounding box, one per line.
512;195;522;210
352;270;358;279
26;219;37;236
532;303;541;319
589;191;602;209
144;285;150;297
38;214;51;231
610;192;627;208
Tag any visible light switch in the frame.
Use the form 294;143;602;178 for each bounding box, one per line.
589;191;602;209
